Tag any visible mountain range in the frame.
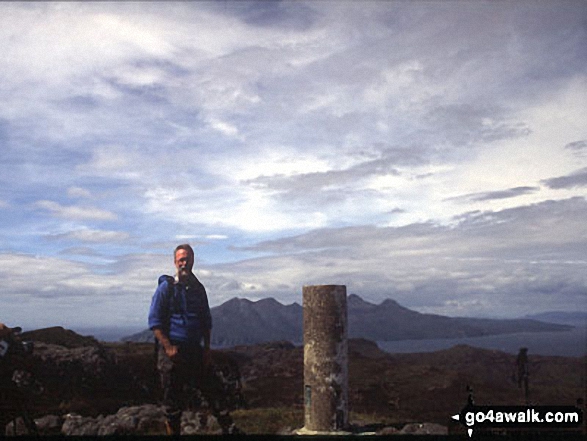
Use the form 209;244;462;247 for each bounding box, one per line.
124;294;572;347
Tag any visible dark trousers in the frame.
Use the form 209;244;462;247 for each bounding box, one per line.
157;343;237;434
158;343;204;425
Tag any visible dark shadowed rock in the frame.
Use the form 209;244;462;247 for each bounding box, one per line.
35;414;63;435
21;340;149;416
21;327;100;348
33;342;114;375
4;418;27;436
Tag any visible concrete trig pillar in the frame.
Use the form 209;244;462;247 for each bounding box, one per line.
301;285;349;434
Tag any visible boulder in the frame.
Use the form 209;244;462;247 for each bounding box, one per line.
59;405;227;435
376;426;400;435
27;342;144;415
62;413;104;436
35;414;63;435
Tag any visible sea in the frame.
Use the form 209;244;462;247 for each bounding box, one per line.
70;326;586;358
377;326;587;357
71;326;145;343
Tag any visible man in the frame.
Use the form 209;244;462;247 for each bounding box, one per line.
515;347;529;403
148;244;212;435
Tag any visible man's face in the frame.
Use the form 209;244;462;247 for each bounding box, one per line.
175;249;194;279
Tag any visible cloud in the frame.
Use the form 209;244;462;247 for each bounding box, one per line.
541;167;587;189
45;228;130;243
67;187;92;199
1;2;586;327
243;146;432;210
209;1;319;31
448;186;540;203
213;197;587;317
34;200;117;221
174;234;228;242
423;104;532;148
207;117;241;139
59;247;105;257
0;251;170;328
565;140;587;151
0;253;118;299
2;197;585;328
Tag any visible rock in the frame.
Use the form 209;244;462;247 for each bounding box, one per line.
181;410;207;435
35;414;63;435
61;405;167;436
21;327;100;349
4;418;27;436
399;422;448;435
376;426;400;435
277;426;296;435
62;413;103;436
25;341;144;415
33;342;114;376
58;405;229;436
4;415;59;436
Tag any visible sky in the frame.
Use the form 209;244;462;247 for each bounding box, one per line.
0;1;586;330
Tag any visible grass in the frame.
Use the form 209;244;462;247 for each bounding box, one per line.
229;407;403;435
231;408;303;434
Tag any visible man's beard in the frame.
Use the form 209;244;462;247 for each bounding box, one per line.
178;265;190;279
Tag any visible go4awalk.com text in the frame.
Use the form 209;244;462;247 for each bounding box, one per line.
452;405;583;437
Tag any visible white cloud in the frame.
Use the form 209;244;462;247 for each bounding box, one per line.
67;187;92;199
0;251;169;328
205;234;228;240
80;145;136;174
208;118;241;139
34;200;117;221
175;234;228;241
2;198;585;329
46;228;130;243
202;198;587;317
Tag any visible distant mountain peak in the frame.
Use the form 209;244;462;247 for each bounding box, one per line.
255;297;282;305
380;298;401;306
122;294;572;347
221;297;253;306
348;293;364;300
347;293;372;305
347;294;405;309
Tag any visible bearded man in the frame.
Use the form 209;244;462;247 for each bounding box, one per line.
148;244;212;435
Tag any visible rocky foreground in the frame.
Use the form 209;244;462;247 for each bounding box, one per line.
7;404;451;436
2;327;584;435
7;405;227;436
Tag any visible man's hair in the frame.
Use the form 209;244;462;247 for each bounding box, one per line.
174;243;194;260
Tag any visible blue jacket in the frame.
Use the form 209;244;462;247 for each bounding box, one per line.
148;274;212;345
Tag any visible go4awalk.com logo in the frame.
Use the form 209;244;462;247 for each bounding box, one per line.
452;405;583;437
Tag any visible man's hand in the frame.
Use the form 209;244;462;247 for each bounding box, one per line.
165;345;179;360
153;327;178;360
